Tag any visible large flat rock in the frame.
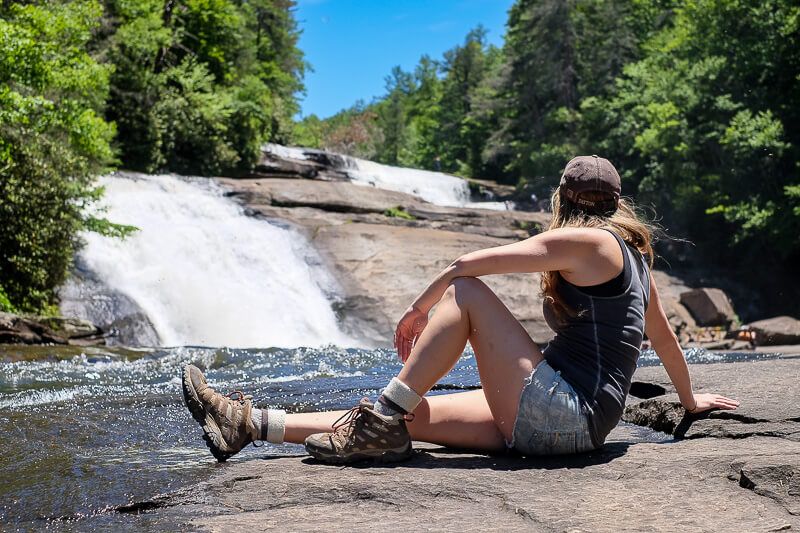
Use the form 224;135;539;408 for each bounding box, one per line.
312;223;550;346
218;178;550;238
216;177;792;353
216;178;700;348
221;178;417;214
218;178;551;346
625;356;800;441
127;358;799;531
133;437;798;532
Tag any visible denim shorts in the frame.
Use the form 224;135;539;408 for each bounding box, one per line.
509;359;596;456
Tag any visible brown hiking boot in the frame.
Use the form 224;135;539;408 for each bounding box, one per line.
304;399;413;464
181;364;260;462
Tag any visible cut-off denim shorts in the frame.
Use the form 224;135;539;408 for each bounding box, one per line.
508;359;597;456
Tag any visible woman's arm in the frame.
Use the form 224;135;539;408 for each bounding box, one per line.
644;273;739;413
409;228;604;314
394;228;611;360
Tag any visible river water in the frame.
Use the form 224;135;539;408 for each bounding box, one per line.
0;344;781;531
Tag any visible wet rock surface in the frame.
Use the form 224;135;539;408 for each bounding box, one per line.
59;265;160;347
0;312;106;346
126;358;799;532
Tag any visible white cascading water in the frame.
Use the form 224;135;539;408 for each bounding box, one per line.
344;157;472;206
264;143;510;210
75;173;355;348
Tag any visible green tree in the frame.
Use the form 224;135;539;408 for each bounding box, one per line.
486;0;579;187
0;1;118;312
402;55;442;170
587;0;799;260
437;27;499;177
375;66;415;165
102;0;305;175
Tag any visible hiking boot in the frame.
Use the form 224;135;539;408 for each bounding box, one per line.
304;398;413;464
181;364;260;462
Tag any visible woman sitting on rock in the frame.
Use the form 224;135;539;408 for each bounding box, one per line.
182;155;739;463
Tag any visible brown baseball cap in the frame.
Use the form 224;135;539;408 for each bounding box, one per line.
559;155;621;212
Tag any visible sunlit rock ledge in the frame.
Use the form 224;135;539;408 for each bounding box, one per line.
117;357;800;532
218;145;799;350
0;312;103;346
217;175;551;347
216;174;740;351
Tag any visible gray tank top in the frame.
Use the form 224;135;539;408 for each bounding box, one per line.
542;229;650;447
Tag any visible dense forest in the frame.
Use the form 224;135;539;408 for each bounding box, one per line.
297;0;800;314
0;0;304;312
1;0;799;316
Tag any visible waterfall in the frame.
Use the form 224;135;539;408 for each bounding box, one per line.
343;156;472;207
263;143;511;210
64;173;355;348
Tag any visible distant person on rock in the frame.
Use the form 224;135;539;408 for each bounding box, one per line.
182;155;739;463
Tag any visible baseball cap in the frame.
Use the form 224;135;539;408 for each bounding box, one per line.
559;155;621;213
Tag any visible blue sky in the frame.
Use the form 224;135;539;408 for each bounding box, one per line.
295;0;515;119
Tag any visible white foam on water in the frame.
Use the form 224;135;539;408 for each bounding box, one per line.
264;143;309;161
343;155;473;207
262;143;512;210
74;173;355;349
465;201;515;211
0;387;82;409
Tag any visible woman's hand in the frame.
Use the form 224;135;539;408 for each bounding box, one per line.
394;306;428;363
684;393;740;414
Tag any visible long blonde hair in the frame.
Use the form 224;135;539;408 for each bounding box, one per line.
541;189;656;322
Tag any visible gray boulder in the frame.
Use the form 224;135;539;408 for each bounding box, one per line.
0;312;66;345
747;315;800;346
679;287;736;327
660;297;697;336
60;266;160;347
38;316;100;339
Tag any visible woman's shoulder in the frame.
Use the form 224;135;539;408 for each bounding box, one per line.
542;226;618;246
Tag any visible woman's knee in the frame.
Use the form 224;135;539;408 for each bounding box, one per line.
444;276;490;303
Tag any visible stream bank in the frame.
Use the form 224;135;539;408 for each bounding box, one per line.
115;356;800;532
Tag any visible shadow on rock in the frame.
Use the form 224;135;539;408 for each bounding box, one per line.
302;441;633;471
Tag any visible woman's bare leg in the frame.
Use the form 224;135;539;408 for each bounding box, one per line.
284;389;506;451
286;276;542;447
398;277;544;442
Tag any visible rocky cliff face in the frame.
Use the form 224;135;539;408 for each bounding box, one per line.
219;177;552;346
218;175;700;348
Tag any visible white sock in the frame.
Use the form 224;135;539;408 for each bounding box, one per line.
251;407;286;443
375;377;422;417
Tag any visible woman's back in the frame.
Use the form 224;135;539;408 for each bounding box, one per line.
543;229;651;447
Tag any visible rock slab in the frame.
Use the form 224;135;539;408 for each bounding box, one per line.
748;316;800;346
219;177;551;346
130;358;800;532
0;312;106;346
0;312;66;345
679;287;737;327
218;177;700;348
